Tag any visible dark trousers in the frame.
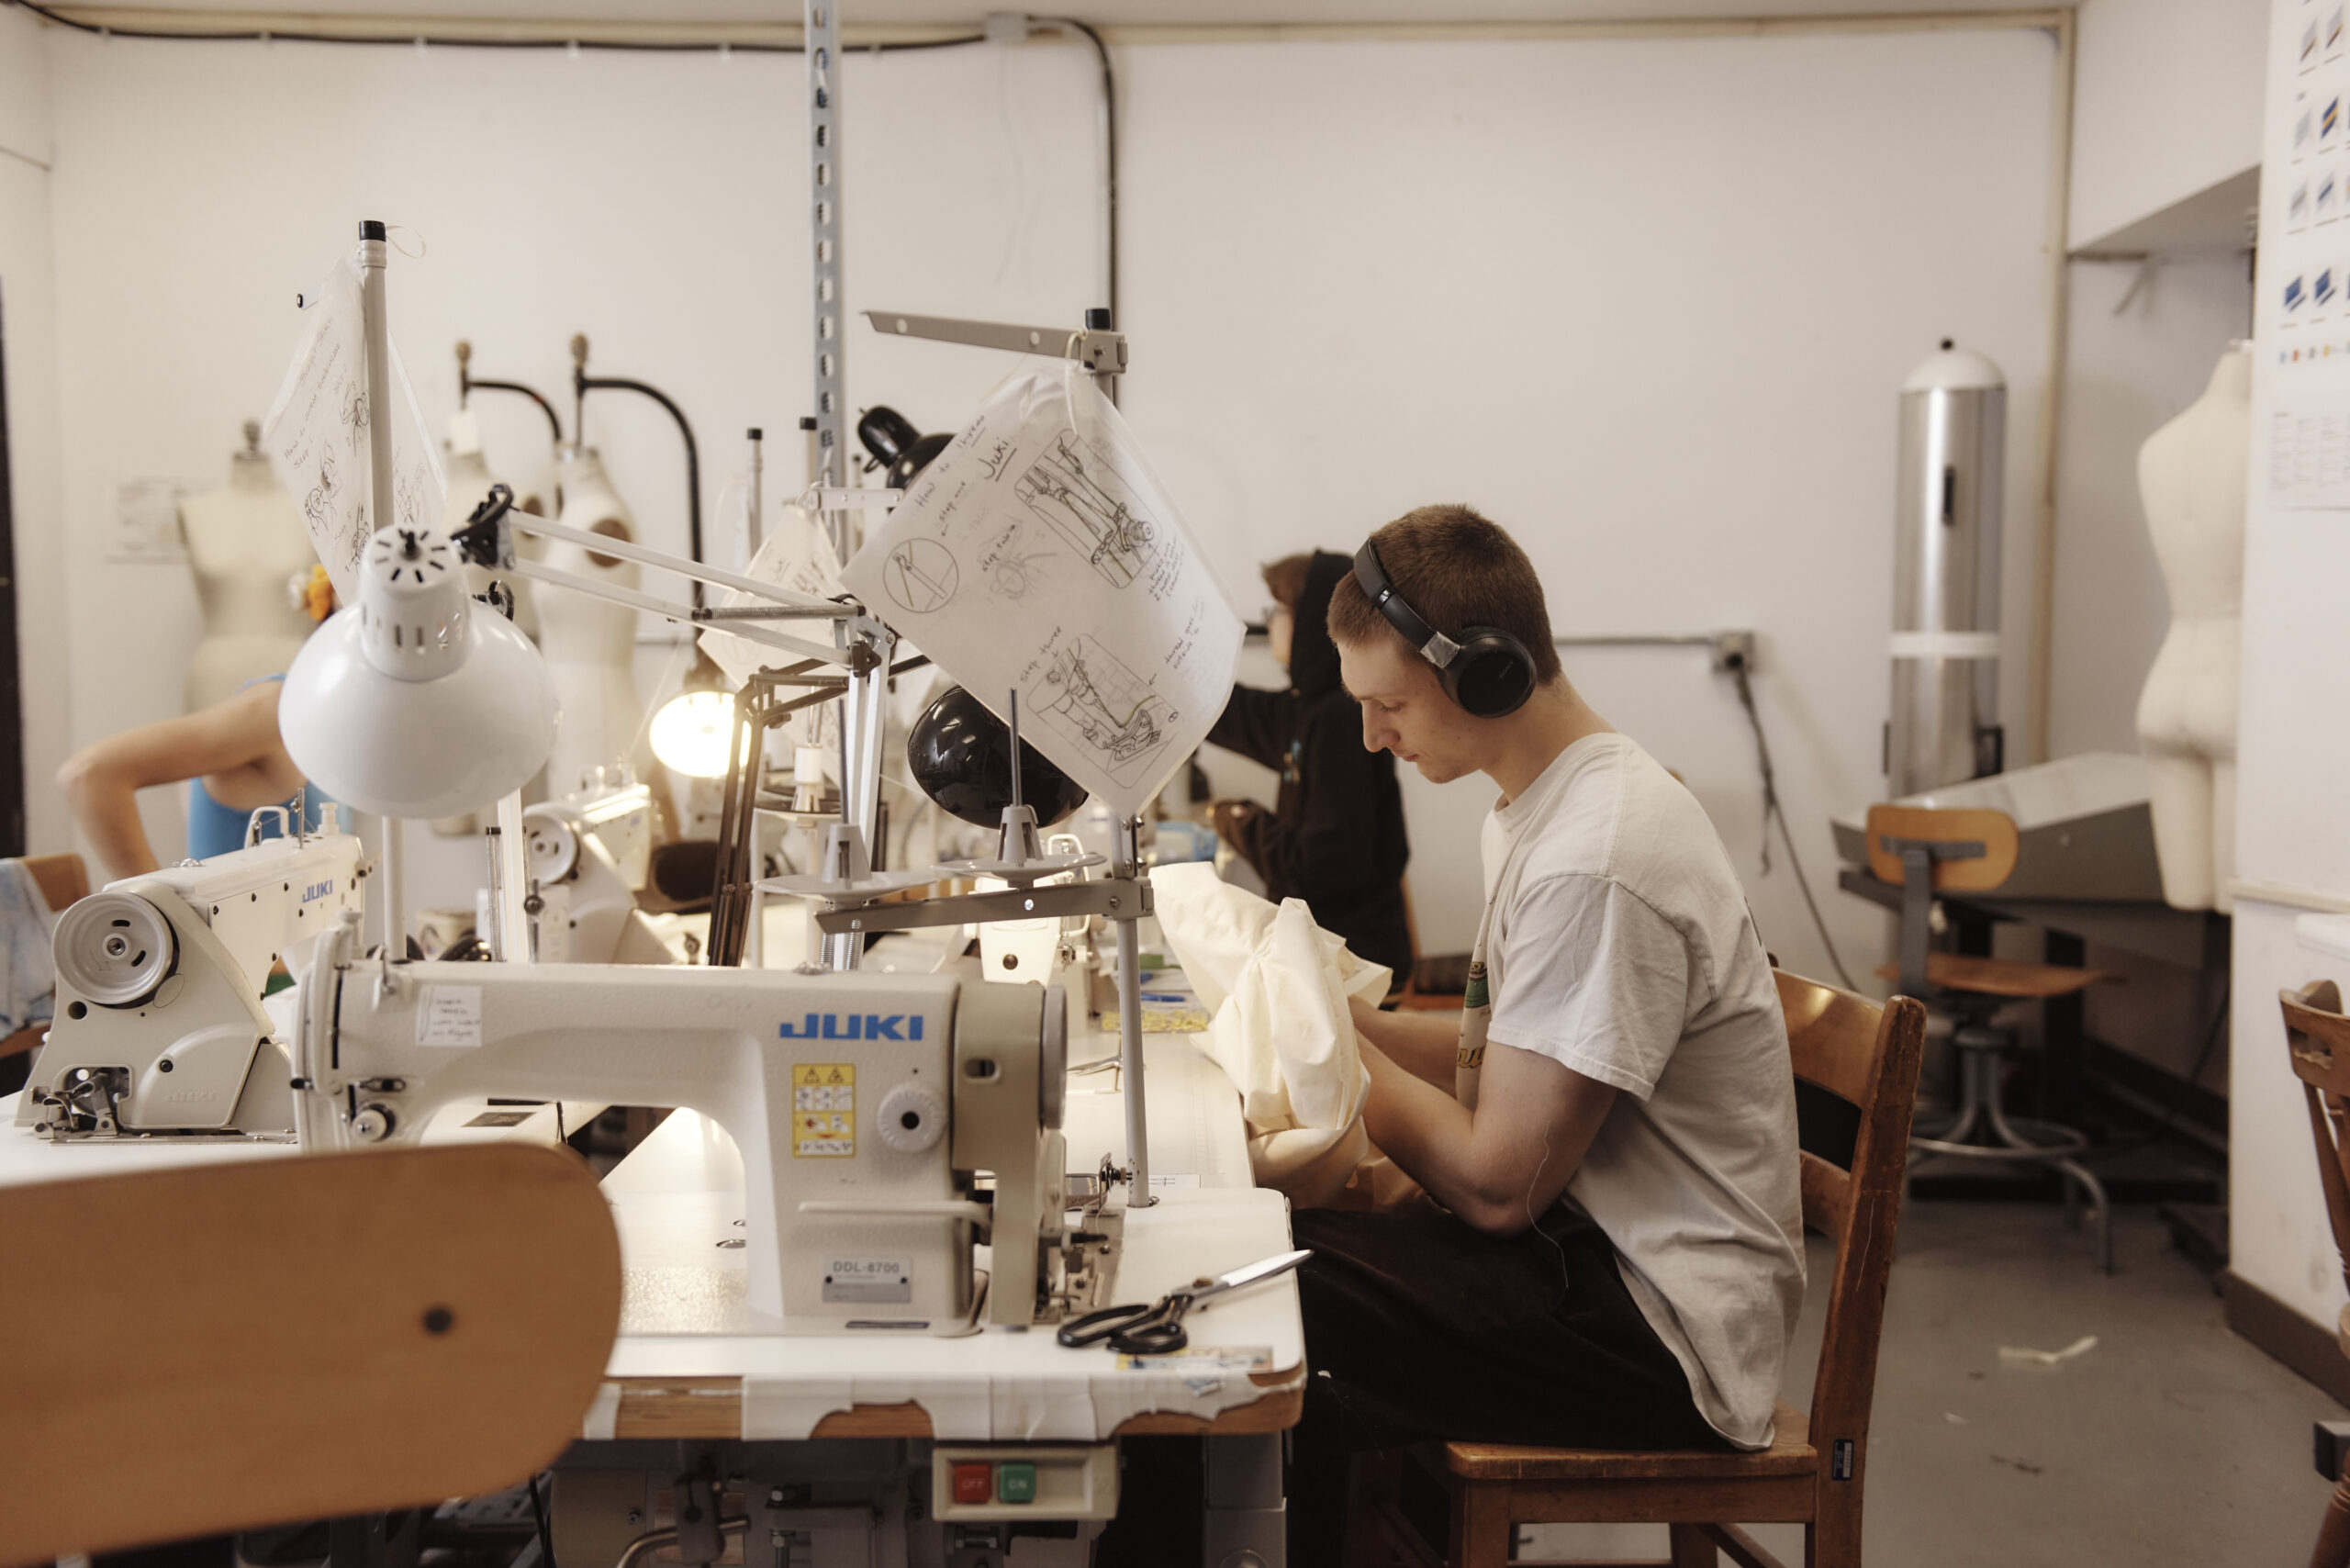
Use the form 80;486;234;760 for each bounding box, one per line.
1284;1198;1724;1568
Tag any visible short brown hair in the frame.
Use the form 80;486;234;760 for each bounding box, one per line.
1326;505;1563;685
1260;553;1314;610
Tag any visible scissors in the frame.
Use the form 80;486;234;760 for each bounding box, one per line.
1056;1249;1313;1355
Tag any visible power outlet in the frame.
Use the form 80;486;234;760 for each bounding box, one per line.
1710;630;1757;675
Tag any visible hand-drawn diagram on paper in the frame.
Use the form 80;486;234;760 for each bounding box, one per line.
1028;636;1171;786
841;369;1244;817
1017;431;1158;588
263;249;443;604
883;537;959;613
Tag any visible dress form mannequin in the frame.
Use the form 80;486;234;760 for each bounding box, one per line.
2136;342;2249;913
539;445;649;797
178;420;317;711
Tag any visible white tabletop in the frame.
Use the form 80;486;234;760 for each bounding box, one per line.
3;980;1300;1444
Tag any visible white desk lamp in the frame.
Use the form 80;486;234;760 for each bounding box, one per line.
281;527;557;820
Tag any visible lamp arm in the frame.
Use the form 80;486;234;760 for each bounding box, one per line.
505;557;845;666
456;484;847;614
575;371;704;608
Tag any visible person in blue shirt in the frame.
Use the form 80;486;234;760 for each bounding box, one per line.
58;567;340;879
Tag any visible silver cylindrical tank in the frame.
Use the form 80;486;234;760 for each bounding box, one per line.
1888;341;2006;798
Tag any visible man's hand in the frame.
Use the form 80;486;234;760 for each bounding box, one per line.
1210;797;1260;845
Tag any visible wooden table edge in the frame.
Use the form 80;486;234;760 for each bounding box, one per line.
604;1365;1307;1440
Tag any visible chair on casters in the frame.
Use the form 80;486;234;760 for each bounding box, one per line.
2278;980;2350;1568
1865;803;2118;1273
0;1143;623;1563
1348;969;1926;1568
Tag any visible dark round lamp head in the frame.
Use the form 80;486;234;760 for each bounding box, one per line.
907;686;1088;827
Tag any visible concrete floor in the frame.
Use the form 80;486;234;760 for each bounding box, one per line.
1523;1200;2345;1566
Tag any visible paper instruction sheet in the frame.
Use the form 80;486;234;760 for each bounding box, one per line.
842;369;1244;817
262;247;445;603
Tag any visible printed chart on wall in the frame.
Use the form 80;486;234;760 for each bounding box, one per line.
2267;0;2350;507
261;247;445;601
842;369;1245;818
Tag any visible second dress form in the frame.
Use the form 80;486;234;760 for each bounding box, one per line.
180;420;317;711
2136;343;2249;913
540;445;648;797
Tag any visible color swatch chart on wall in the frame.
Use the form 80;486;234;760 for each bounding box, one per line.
2267;0;2350;503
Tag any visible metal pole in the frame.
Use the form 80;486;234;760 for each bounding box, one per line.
745;427;765;565
1116;813;1151;1203
807;0;851;568
495;790;532;964
357;219;406;957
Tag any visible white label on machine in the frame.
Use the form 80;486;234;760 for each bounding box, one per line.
822;1256;913;1305
416;985;484;1047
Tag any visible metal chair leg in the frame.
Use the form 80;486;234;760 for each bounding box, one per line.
2054;1157;2113;1272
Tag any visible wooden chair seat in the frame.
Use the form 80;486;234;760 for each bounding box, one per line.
1872;952;2117;1001
1438;1403;1812;1484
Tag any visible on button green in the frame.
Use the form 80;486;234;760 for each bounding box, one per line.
996;1462;1037;1503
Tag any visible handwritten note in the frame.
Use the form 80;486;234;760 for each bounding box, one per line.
262;246;445;604
842;370;1244;817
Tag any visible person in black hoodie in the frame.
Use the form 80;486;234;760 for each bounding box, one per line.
1205;550;1414;982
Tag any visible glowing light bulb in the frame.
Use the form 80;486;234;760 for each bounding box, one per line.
650;689;738;778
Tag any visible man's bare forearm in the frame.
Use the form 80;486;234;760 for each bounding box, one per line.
1350;998;1460;1089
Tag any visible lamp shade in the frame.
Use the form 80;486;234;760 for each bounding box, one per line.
280;525;559;819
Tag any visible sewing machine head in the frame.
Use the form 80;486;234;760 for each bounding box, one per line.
16;826;365;1139
519;799;669;965
290;913;1076;1334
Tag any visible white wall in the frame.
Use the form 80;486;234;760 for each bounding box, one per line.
1127;28;2059;969
36;20;2064;976
2071;0;2266;249
0;11;68;859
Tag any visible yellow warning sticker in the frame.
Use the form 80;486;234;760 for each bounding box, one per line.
791;1063;856;1158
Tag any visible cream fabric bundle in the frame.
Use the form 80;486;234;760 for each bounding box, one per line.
1153;862;1416;1208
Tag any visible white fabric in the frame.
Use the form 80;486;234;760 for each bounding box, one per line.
1151;862;1393;1206
1478;733;1803;1450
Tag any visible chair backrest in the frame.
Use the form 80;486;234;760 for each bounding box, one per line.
2281;980;2350;1293
0;1143;623;1562
17;852;88;913
1862;804;2019;892
1773;969;1927;1479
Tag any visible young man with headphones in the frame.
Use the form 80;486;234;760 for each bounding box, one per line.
1283;505;1804;1564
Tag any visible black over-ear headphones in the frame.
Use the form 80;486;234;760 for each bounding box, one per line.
1351;540;1539;719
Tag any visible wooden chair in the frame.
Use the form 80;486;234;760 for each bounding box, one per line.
1864;804;2117;1271
1395;874;1473;1014
2279;980;2350;1567
0;852;89;1062
1350;970;1926;1568
0;1143;623;1562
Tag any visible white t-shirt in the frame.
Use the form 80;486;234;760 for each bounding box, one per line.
1476;731;1803;1450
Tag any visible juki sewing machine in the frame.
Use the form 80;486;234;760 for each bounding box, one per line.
520;798;671;965
16;817;365;1140
288;912;1106;1334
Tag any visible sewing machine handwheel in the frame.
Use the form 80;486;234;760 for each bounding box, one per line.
55;892;178;1009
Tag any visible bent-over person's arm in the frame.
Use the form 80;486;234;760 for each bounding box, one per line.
57;682;304;880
